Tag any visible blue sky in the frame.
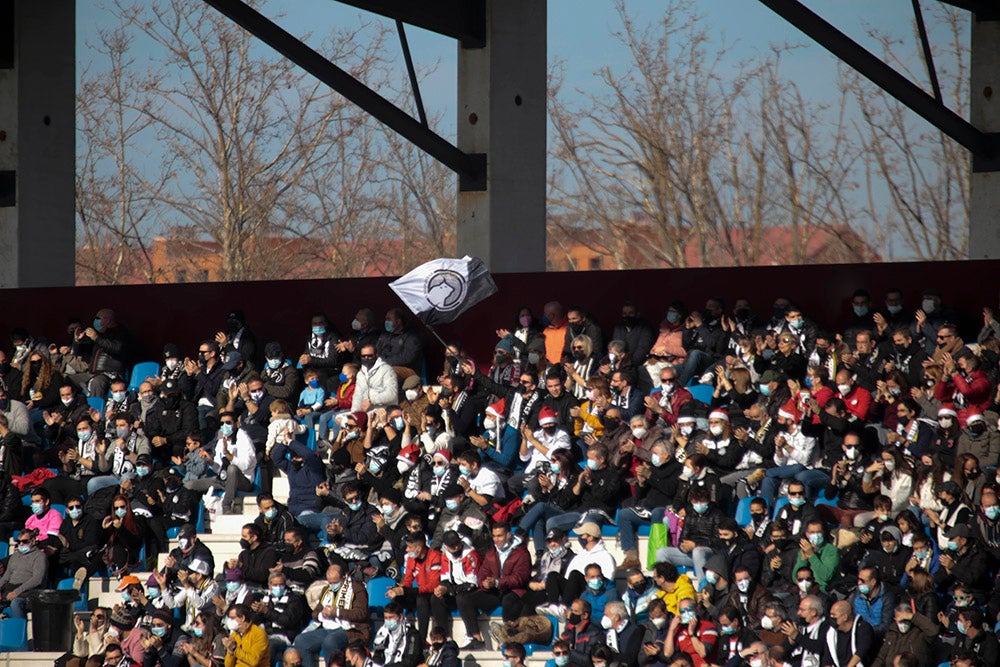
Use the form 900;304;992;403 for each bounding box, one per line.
77;0;957;134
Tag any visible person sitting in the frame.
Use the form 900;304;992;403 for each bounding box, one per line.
227;524;278;590
221;603;271;667
252;571;309;658
156;558;218;633
0;528;47;619
296;563;370;667
370;601;423;667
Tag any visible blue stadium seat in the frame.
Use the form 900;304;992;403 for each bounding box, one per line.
128;361;161;392
57;577;88;612
771;497;789;519
0;617;28;651
0;543;8;560
87;396;106;414
687;384;714;405
815;494;838;508
366;577;395;612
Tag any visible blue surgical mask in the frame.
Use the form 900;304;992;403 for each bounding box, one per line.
17;544;30;554
803;376;813;388
67;508;82;520
587;578;603;591
270;586;286;599
115;427;130;440
93;318;103;332
115;508;127;519
947;540;960;551
111;391;126;403
693;503;708;514
550;463;561;475
759;384;771;396
226;581;240;593
151;626;167;638
808;533;824;547
705;571;718;585
445;499;460;511
459;465;472;478
121;591;132;602
956;620;968;635
312;326;326;336
368;461;382;474
78;430;93;442
858;584;871;596
720;625;735;635
384;619;399;631
308;379;320;389
347;501;363;512
789;496;806;508
666;312;680;324
986;506;1000;521
220;423;234;437
853;305;869;317
555;656;570;667
30;502;43;516
329;581;342;592
267;359;281;370
191;627;204;638
392;416;405;431
651;454;662;467
135;466;150;478
384;321;394;333
380;504;396;516
148;587;160;599
432;465;446;477
339;372;348;383
680;611;696;624
586;459;599;471
264;508;277;520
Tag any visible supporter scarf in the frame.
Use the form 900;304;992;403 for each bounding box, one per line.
374;618;411;664
825;616;860;667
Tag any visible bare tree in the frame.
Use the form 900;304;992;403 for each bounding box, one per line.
103;0;391;282
548;1;868;270
76;20;166;284
843;5;969;261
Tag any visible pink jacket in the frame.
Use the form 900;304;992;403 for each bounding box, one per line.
25;508;62;537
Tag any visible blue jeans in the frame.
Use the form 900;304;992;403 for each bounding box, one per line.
293;626;348;667
87;474;131;496
518;502;564;551
318;410;349;442
676;350;712;385
619;507;666;551
657;546;713;586
5;597;26;619
760;465;830;504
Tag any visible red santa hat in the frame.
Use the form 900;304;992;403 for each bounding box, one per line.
708;409;729;422
397;443;421;464
965;410;985;426
433;450;453;463
777;399;802;422
938;404;958;418
538;407;558;426
486;398;506;419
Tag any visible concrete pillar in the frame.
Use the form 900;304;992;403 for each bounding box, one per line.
0;0;75;288
456;0;546;273
969;15;1000;259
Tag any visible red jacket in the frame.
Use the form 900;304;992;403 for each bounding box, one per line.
335;381;356;411
840;386;873;421
478;544;531;595
936;370;991;414
645;387;693;426
401;547;443;593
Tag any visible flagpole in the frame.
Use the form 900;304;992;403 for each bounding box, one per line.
423;323;450;351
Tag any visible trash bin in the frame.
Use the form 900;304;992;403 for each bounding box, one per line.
26;589;78;651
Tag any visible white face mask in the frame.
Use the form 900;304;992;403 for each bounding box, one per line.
883;459;895;471
651;617;666;629
632;427;647;439
736;579;751;593
709;424;724;437
797;579;812;593
749;659;764;667
845;447;857;460
760;615;775;630
939;417;953;429
921;298;936;313
680;467;693;481
837;384;852;396
483;417;496;430
165;359;179;371
405;389;419;402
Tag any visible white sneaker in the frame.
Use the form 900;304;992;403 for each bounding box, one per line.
522;494;535;506
535;603;566;620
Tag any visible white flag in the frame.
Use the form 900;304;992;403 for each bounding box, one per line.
389;256;498;326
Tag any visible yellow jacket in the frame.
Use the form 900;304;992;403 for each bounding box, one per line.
224;623;270;667
656;573;696;615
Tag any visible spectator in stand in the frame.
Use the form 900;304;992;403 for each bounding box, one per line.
316;363;358;443
378;308;424;373
351;344;398;413
183;340;226;436
0;528;47;618
183;411;257;514
296;563;370;667
298;313;342;381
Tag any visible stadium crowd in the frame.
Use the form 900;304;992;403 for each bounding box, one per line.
0;289;998;667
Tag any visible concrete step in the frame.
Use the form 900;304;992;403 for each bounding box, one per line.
0;652;64;666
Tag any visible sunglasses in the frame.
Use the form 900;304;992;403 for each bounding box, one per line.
553;652;569;657
220;421;234;425
679;607;695;613
360;354;376;360
17;540;30;545
68;505;82;510
344;496;359;503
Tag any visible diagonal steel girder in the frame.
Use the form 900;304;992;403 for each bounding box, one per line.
201;0;486;190
757;0;1000;161
333;0;485;48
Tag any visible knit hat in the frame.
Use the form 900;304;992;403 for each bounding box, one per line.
162;343;181;360
397;443;421;464
350;411;369;431
224;568;242;582
777;399;802;422
402;375;422;390
146;573;160;588
264;341;283;359
495;336;515;355
110;608;135;630
151;609;173;625
759;369;783;385
538;407;558;426
708;409;729;422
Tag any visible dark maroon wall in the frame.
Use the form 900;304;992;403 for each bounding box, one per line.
4;259;997;376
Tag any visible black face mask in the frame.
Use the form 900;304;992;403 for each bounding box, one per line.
30;361;41;373
621;316;636;328
431;642;444;650
967;468;980;479
543;426;557;436
898;416;910;427
226;318;241;334
735;307;751;321
750;512;766;522
970;424;987;437
572;350;587;362
567;613;582;625
604;418;621;430
292;460;304;470
239;538;252;550
631;580;647;594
